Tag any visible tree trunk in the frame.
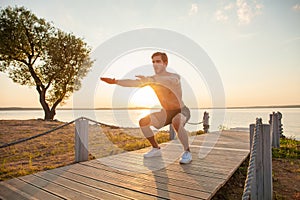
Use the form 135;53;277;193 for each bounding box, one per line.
38;87;56;120
44;109;56;121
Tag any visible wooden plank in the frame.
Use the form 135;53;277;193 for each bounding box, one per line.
63;162;210;199
19;174;99;200
95;145;246;173
95;153;228;181
47;167;158;200
33;171;130;200
0;181;38;200
83;160;220;193
107;148;247;170
89;157;226;186
92;144;248;182
1;178;62;200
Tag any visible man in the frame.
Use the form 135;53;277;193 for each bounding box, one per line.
100;52;192;164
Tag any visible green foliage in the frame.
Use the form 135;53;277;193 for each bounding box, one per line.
0;6;93;119
44;30;93;106
0;6;53;81
272;137;300;159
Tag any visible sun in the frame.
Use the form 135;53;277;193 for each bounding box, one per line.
128;86;160;108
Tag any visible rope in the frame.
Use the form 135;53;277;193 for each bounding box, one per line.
242;118;262;199
0;117;89;149
0;116;204;149
187;121;203;125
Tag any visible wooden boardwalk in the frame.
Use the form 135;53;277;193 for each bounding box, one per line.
0;130;249;200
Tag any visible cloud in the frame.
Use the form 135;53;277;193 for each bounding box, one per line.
189;3;198;16
292;4;300;11
215;3;233;23
215;10;229;22
215;0;263;25
236;0;263;25
236;0;252;24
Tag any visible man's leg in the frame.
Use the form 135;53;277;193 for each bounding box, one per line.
172;113;190;151
139;111;165;148
172;113;192;163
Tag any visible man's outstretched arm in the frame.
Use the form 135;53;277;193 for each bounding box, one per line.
100;76;153;87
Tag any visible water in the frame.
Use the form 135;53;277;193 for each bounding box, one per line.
0;108;299;140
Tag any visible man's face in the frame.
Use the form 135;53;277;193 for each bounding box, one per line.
152;55;167;74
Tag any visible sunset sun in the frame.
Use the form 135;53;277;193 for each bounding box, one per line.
128;86;160;108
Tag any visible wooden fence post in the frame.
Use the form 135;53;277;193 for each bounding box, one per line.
249;124;255;152
253;123;272;200
249;123;257;199
278;112;283;138
262;124;272;200
203;111;209;133
75;118;89;162
270;112;280;148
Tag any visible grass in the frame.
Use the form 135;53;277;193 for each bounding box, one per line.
272;137;300;159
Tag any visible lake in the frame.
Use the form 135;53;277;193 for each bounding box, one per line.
0;108;299;140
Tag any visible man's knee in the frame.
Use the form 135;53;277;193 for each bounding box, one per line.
172;114;186;131
139;116;151;127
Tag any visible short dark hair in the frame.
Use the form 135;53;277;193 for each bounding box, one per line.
152;52;168;64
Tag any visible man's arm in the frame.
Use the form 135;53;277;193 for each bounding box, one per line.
100;76;153;87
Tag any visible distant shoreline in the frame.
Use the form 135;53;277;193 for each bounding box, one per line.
0;105;300;111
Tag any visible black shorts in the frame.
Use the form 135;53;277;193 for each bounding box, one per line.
151;106;191;128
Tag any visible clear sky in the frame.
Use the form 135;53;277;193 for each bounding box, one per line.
0;0;300;108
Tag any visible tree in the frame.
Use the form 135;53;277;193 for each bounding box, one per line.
0;6;93;120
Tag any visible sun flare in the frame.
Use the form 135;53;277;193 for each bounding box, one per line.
128;86;160;108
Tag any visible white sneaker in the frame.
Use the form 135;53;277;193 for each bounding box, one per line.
143;148;162;158
179;151;192;164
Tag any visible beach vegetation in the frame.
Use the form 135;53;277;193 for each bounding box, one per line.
272;137;300;159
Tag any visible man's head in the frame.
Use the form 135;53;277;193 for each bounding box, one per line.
151;52;168;74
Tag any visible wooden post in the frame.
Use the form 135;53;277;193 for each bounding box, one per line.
249;124;255;152
203;111;209;133
262;124;272;200
277;112;283;138
75;118;89;162
249;123;257;200
271;112;280;148
253;123;272;200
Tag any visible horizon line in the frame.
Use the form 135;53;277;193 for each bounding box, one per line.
1;104;300;111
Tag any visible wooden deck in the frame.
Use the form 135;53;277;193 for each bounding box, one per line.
0;130;249;200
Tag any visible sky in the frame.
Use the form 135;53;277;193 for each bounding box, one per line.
0;0;300;109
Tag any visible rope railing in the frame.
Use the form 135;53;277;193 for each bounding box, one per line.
0;116;113;180
242;118;261;199
0;118;77;149
0;117;112;149
0;117;81;149
242;118;273;200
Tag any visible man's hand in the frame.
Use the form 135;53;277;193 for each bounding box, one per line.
100;77;117;84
